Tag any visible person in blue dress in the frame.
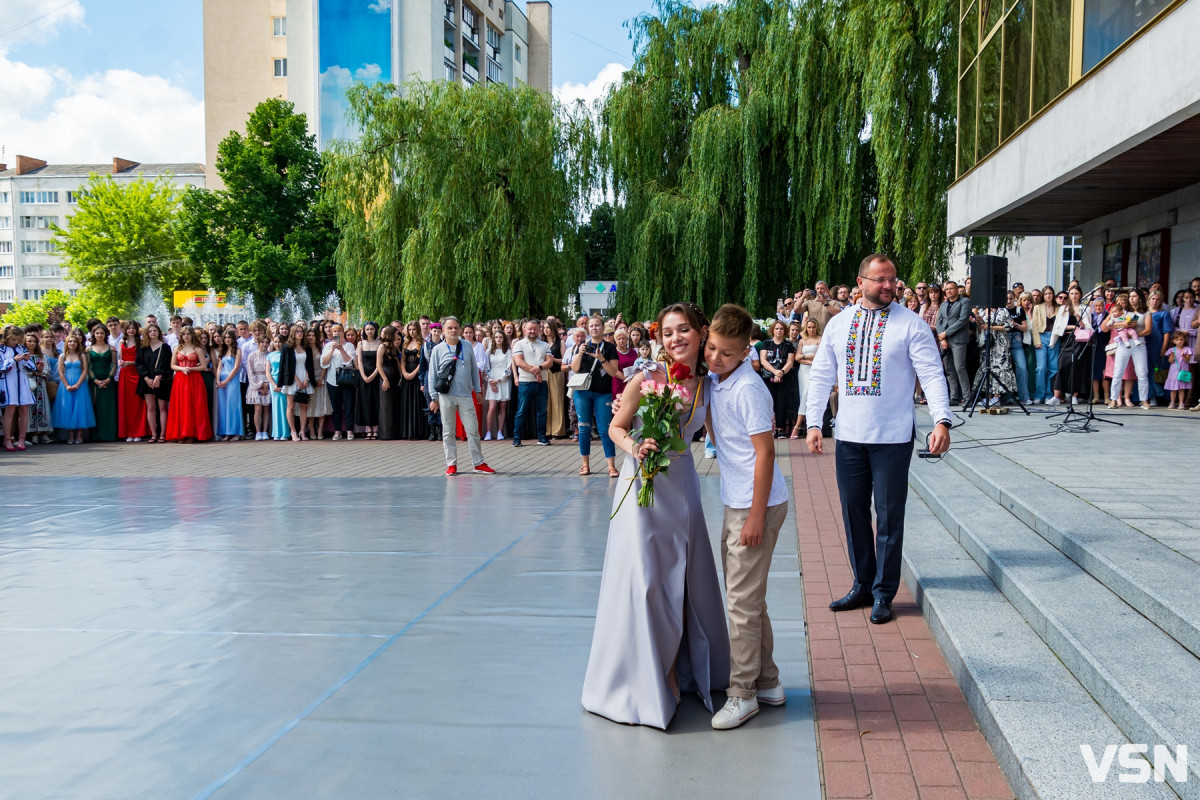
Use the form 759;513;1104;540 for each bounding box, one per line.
215;329;245;441
52;333;95;445
266;334;290;441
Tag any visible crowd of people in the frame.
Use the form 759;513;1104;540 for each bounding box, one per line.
755;275;1200;437
2;272;1197;456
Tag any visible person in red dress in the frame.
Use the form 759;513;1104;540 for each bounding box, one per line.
164;325;214;442
117;321;149;441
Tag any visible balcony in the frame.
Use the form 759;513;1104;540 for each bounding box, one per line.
486;58;502;84
461;26;479;48
444;4;454;26
444;44;456;66
444;63;457;81
463;59;479;82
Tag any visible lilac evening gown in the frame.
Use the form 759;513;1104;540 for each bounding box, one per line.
582;378;730;729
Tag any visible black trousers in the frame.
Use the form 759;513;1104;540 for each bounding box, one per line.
834;438;914;603
329;383;356;432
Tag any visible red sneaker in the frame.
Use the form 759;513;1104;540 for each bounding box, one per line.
472;462;496;474
445;465;457;477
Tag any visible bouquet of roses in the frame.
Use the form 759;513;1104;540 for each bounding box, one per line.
611;363;697;518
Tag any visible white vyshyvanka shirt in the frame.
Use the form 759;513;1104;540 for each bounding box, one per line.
805;301;952;444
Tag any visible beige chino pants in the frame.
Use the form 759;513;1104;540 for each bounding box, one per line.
721;501;789;699
438;393;484;467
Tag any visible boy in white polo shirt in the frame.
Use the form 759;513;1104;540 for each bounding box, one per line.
705;303;791;730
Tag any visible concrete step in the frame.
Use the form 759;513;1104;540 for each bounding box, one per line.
902;491;1176;800
939;440;1200;662
908;464;1197;798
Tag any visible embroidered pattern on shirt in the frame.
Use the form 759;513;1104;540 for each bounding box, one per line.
844;306;889;396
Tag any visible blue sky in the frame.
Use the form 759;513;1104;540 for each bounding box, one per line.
0;0;703;164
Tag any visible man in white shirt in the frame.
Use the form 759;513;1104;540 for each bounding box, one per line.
511;319;553;447
805;254;951;624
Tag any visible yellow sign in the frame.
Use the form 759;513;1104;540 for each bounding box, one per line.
173;291;232;309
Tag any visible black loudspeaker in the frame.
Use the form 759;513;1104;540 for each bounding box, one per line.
969;254;1008;309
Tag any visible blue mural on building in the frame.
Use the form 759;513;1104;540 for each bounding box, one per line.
319;0;392;145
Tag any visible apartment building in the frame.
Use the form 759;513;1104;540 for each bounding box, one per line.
204;0;552;171
0;156;205;309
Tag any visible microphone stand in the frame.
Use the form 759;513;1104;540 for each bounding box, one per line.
1048;290;1122;430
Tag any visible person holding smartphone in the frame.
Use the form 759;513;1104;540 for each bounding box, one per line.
321;323;357;439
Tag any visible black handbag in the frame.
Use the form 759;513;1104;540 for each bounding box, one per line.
433;341;461;394
336;366;358;386
294;390;310;404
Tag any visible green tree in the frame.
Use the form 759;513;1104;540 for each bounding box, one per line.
324;79;596;322
601;0;959;318
0;289;73;327
581;202;618;281
177;98;337;310
50;175;196;318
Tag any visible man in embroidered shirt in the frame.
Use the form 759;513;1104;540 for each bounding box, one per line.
805;254;952;624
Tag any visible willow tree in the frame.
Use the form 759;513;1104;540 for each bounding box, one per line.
601;0;958;318
325;80;597;322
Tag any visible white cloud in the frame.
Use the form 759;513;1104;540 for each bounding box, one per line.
0;2;204;165
319;63;383;143
368;0;391;13
0;65;204;164
355;63;382;82
0;0;85;51
554;62;627;108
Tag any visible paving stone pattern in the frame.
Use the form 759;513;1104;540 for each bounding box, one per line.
790;445;1015;800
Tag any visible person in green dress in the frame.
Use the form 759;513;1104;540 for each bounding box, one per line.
87;323;118;442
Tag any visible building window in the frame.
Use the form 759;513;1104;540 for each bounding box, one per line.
0;192;8;204
0;217;10;229
0;241;10;253
23;289;49;301
19;216;58;229
515;43;521;63
274;58;288;78
66;191;84;204
0;265;12;277
958;0;1072;178
19;191;59;204
1083;0;1173;73
0;290;14;302
1061;234;1082;286
20;240;58;254
273;16;287;37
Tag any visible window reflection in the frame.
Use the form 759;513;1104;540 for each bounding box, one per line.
977;34;1002;160
1031;0;1070;111
1000;1;1032;141
959;61;978;174
1083;0;1172;72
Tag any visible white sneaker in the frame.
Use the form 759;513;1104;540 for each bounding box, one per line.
757;685;786;707
483;432;492;441
497;433;505;440
712;696;759;730
1046;397;1061;406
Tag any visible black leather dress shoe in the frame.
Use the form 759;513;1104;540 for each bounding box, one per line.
829;587;874;612
870;599;894;624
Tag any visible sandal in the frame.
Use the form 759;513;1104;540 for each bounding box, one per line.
578;465;591;476
608;468;620;478
789;427;802;440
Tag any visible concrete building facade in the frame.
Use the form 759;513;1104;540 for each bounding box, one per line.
949;0;1199;296
203;0;290;189
205;0;552;160
0;157;205;309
